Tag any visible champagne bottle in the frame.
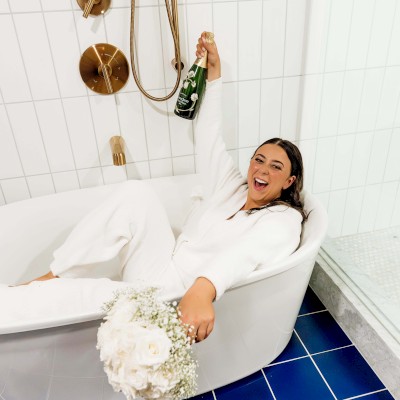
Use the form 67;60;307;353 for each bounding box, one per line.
174;32;214;120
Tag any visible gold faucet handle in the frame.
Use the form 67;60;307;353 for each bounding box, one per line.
100;64;113;94
83;0;101;18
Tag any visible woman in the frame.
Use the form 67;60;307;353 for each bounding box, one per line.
15;33;305;342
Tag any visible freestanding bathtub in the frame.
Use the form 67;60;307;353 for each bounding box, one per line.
0;174;328;399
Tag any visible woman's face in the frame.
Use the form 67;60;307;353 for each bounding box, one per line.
246;143;296;209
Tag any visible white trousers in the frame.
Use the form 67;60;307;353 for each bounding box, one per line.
50;181;186;298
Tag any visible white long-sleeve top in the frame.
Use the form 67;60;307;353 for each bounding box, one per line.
172;78;302;300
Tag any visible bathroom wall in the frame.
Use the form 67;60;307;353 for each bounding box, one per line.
0;0;399;238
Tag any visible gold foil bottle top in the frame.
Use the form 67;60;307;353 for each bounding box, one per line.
195;32;215;68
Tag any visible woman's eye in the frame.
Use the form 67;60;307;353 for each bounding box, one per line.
255;158;263;163
272;164;282;170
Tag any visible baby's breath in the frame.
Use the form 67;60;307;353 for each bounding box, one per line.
97;287;198;400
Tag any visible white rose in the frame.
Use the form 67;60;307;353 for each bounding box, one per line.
106;295;138;325
190;93;198;101
131;326;172;367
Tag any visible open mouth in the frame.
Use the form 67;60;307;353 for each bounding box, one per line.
254;178;268;191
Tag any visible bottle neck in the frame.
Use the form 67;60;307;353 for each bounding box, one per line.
194;51;208;68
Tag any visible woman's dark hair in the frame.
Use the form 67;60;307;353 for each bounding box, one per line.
247;137;307;222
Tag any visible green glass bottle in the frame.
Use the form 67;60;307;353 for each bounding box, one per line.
174;32;214;120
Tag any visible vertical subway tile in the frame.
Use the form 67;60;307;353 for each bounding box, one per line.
238;0;262;81
387;3;400;66
221;82;238;150
53;171;80;193
327;189;347;237
238;147;256;178
259;78;282;142
44;11;87;98
318;72;343;138
8;0;41;12
313;136;336;193
298;139;317;192
341;187;364;236
0;0;10;13
261;0;286;79
13;13;59;100
0;15;31;103
63;97;100;169
0;105;24;179
346;0;375;70
375;181;398;230
357;68;385;132
149;158;173;178
238;80;260;148
213;2;238;82
1;178;30;203
26;175;55;198
366;130;391;185
358;184;380;233
35;100;76;172
384;128;400;182
325;0;353;72
7;103;50;175
102;165;128;185
126;161;151;180
366;0;397;68
0;186;5;205
134;6;165;91
299;74;323;140
348;131;374;187
73;9;107;53
284;0;307;77
303;0;330;75
331;134;355;190
338;70;364;135
160;5;189;90
391;184;400;226
166;94;194;158
77;168;104;188
281;76;301;141
375;66;400;130
89;95;120;166
186;4;213;65
142;90;171;160
172;155;195;176
116;92;148;162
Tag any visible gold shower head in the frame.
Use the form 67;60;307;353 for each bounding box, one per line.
109;136;126;166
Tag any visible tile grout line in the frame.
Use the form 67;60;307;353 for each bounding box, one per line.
260;368;277;400
343;388;389;400
293;329;339;400
297;309;328;317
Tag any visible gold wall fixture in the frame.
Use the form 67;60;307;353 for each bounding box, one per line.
77;0;111;18
79;43;129;95
109;136;126;166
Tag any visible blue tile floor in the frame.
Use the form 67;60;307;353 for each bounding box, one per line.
191;287;395;400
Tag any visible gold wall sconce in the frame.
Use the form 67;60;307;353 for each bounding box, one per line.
79;43;129;95
77;0;111;18
109;136;126;166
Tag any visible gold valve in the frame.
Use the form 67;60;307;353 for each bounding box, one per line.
79;43;129;95
109;136;126;166
77;0;111;18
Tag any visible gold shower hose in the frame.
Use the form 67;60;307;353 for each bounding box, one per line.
130;0;182;101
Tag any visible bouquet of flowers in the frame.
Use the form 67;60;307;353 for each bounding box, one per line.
97;287;198;400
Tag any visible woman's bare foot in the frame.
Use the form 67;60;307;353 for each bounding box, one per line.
16;271;58;286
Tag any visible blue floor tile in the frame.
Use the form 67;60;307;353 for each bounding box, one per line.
189;391;215;400
313;346;385;399
358;390;395;399
214;370;273;400
270;332;307;364
299;286;326;315
295;311;352;353
264;357;334;399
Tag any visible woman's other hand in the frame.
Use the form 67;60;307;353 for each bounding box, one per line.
178;277;216;342
196;32;221;82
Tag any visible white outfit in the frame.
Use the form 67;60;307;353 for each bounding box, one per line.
50;78;302;300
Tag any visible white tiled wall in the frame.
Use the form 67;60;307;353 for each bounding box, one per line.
0;0;399;238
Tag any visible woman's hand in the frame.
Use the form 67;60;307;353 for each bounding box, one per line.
178;277;216;342
196;32;221;82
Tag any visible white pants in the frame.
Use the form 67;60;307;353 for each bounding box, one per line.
50;181;186;298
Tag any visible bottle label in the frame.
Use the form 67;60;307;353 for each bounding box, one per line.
175;69;203;113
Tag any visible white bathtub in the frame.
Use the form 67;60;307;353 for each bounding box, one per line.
0;174;328;399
